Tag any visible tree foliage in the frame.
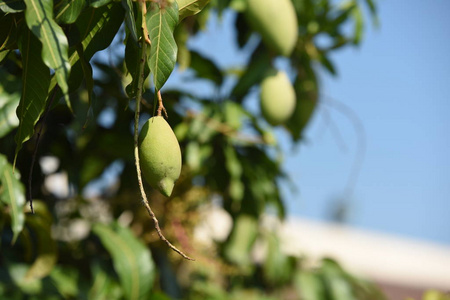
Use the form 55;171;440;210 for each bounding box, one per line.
0;0;391;298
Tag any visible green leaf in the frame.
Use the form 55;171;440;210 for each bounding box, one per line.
285;64;318;141
89;0;111;8
0;154;26;244
93;222;155;300
147;1;178;91
50;266;79;298
122;0;138;43
262;233;295;285
14;26;51;164
294;271;326;300
231;43;271;102
224;215;258;268
67;3;124;93
24;201;58;281
23;0;71;108
0;68;21;138
0;0;25;13
89;262;124;300
125;33;149;98
54;0;86;24
189;50;223;86
0;13;21;51
177;0;209;21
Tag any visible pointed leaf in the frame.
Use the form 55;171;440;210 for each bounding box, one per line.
122;0;138;43
189;50;223;86
0;0;25;13
14;27;51;163
177;0;209;21
54;0;86;24
0;154;26;244
147;1;178;91
23;0;71;107
93;222;155;300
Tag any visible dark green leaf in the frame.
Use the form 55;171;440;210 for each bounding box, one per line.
23;0;71;108
54;0;86;24
285;68;318;141
177;0;209;21
24;201;58;281
67;3;124;92
0;13;21;51
14;26;51;163
0;154;25;244
189;50;222;86
125;34;149;98
0;0;25;13
122;0;138;43
147;1;178;91
93;222;155;300
231;43;271;102
0;68;21;138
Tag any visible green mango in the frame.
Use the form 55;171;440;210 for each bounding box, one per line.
260;70;296;126
139;116;182;197
245;0;298;56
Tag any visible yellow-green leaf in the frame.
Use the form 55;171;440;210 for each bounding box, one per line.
0;154;26;244
177;0;209;21
93;222;155;300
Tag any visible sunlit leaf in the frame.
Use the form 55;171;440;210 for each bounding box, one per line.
93;222;155;300
89;0;111;8
0;154;25;244
23;0;71;108
147;1;178;91
177;0;209;21
14;26;51;164
262;232;295;285
294;271;326;300
49;266;79;298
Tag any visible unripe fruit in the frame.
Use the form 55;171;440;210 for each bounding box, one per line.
260;70;296;126
139;116;182;197
245;0;298;56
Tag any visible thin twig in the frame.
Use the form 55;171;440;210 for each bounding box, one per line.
135;0;194;261
28;87;58;214
156;90;167;118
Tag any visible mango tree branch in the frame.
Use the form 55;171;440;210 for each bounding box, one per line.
134;0;194;261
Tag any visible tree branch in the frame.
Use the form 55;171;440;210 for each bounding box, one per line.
134;0;194;261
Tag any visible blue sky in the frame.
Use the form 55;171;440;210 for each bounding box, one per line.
164;1;450;245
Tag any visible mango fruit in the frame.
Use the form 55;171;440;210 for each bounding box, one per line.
260;70;296;126
245;0;298;56
139;116;182;197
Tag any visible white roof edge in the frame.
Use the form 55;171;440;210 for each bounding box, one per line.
279;217;450;290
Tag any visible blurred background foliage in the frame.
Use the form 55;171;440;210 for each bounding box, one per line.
1;0;435;299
